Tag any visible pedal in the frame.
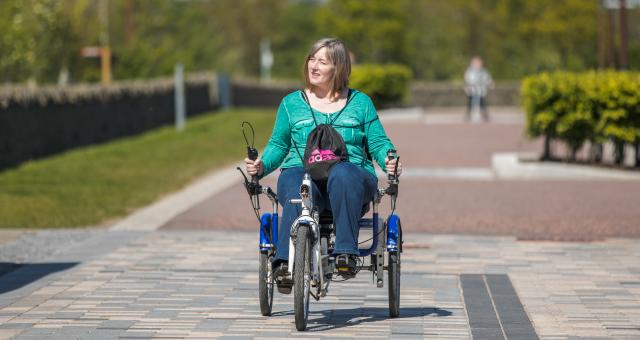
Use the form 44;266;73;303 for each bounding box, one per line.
276;277;293;294
335;258;356;279
277;283;292;294
337;271;357;280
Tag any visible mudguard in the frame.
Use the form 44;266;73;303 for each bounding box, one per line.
259;213;273;251
386;214;402;252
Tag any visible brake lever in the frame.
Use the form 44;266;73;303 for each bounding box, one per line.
237;167;262;196
237;167;250;183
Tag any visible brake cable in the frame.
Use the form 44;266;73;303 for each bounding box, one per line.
237;121;261;223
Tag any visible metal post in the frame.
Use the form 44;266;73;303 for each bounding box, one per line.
175;63;186;131
607;7;617;68
619;0;628;69
260;38;273;83
597;3;607;69
100;47;112;85
217;73;231;109
98;0;112;84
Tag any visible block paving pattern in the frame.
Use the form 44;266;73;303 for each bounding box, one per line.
0;230;639;339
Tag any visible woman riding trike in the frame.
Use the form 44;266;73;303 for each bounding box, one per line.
241;38;403;331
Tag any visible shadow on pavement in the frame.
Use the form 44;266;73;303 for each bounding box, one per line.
274;306;452;332
0;262;78;294
0;262;24;278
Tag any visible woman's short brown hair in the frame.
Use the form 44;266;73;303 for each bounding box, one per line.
303;38;351;97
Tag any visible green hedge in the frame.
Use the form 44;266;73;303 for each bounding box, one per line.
350;64;412;108
521;71;640;163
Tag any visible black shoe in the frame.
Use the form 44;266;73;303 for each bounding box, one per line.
272;261;287;278
272;262;292;294
335;254;357;278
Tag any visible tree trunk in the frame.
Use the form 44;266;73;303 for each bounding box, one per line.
569;146;578;163
590;142;603;163
542;135;552;161
614;141;626;165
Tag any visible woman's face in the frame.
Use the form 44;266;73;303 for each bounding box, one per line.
307;47;335;89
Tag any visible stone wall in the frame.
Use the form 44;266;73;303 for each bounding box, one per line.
409;81;520;107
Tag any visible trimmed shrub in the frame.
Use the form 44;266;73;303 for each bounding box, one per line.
521;71;640;164
350;64;412;108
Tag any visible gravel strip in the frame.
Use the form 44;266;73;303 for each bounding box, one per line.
0;228;107;263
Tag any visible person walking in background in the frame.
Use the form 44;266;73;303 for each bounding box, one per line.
464;56;493;122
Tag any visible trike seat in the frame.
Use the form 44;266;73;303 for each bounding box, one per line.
318;202;371;226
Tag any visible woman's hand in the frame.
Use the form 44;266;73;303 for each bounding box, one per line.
244;158;264;177
385;158;403;177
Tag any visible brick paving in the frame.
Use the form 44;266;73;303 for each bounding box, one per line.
1;231;639;339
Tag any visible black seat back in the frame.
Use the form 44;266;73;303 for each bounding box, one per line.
318;202;370;226
319;210;333;225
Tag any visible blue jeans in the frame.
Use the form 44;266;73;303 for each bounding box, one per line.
274;162;378;263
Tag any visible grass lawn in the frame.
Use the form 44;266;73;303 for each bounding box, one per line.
0;108;275;228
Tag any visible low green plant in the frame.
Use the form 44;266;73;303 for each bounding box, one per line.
350;64;412;108
521;71;640;163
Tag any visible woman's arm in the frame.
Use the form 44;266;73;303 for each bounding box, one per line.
259;100;292;178
363;97;395;172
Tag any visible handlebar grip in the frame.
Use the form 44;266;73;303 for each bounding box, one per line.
248;147;259;183
387;149;397;181
247;146;258;161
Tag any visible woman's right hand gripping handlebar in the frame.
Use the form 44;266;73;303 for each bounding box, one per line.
244;158;264;177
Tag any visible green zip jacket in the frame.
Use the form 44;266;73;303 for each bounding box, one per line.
260;89;395;179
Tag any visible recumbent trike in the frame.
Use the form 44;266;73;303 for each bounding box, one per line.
239;144;403;331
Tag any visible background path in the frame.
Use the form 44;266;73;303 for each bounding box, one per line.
162;107;640;241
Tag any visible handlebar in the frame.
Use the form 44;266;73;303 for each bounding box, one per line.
387;149;398;181
385;149;399;211
239;148;399;212
238;121;278;221
236;166;278;205
246;146;261;209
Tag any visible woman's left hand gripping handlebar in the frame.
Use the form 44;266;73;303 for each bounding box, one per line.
385;158;403;177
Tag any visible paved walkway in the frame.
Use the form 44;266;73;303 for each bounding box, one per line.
2;107;640;339
1;230;640;339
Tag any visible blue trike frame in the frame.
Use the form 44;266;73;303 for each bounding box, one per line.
259;211;402;256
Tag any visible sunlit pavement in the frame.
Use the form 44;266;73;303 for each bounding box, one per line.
1;230;639;339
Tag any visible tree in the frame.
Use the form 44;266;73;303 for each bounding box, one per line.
318;0;409;65
0;0;76;83
0;0;630;83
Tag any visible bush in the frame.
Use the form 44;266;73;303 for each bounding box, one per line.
521;71;640;163
350;64;412;108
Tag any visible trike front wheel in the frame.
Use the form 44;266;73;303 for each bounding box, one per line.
388;251;401;317
293;225;311;331
258;251;274;316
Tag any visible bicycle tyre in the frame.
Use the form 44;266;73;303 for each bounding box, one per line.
258;251;273;316
388;251;401;317
293;225;311;331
